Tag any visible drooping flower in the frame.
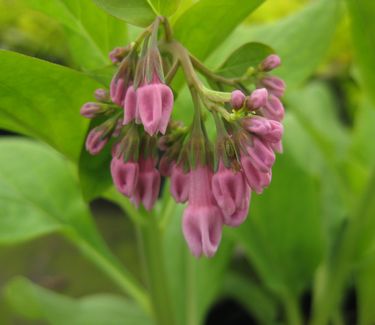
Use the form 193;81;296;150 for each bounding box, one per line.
212;161;250;227
85;127;108;155
170;163;189;203
182;165;223;258
111;155;139;197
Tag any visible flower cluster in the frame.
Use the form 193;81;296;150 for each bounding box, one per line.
80;18;285;258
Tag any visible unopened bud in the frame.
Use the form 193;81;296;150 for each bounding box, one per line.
260;54;281;71
80;102;102;119
94;88;110;102
109;46;128;63
231;90;246;109
260;76;286;98
85;128;108;155
247;88;268;110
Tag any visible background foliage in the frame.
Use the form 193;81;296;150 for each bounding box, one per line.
0;0;375;324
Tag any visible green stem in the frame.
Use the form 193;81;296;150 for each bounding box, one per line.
310;165;375;325
282;293;303;325
137;208;175;325
68;234;151;314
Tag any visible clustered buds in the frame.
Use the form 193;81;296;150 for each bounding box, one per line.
80;18;285;258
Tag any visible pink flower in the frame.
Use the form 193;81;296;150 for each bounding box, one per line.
260;54;281;71
260;76;286;98
261;94;285;121
246;137;276;173
123;85;138;125
241;156;272;194
131;157;161;210
170;164;189;203
85;128;108;155
94;89;110;102
111;156;139;197
110;77;126;106
137;81;174;136
247;88;268;109
212;162;250;227
80;102;102;119
242;116;283;143
231;90;246;109
182;166;223;258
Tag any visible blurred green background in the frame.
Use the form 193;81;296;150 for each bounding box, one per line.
1;0;375;324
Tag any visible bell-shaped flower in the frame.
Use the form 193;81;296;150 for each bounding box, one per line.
170;164;189;203
111;156;139;197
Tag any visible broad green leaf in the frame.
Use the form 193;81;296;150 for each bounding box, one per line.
217;42;274;78
28;0;128;70
5;277;151;325
149;0;182;17
0;50;100;161
0;138;149;311
174;0;265;60
230;151;324;300
209;0;341;88
346;0;375;106
92;0;156;27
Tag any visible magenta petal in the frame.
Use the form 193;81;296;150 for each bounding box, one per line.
158;85;174;134
111;157;139;197
170;164;189;203
182;205;223;258
138;84;162;136
123;85;137;125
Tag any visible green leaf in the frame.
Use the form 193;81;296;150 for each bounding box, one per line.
149;0;182;17
28;0;128;70
346;0;375;106
5;277;151;325
173;0;265;60
217;42;274;78
92;0;156;27
0;138;150;312
230;151;325;301
0;50;100;161
357;258;375;325
209;0;341;88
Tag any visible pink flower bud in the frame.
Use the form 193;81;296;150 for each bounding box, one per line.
111;156;139;197
109;47;126;63
171;164;189;203
262;94;285;121
242;116;283;143
85;128;108;155
112;119;123;138
137;82;174;136
247;88;268;109
271;140;283;153
80;102;102;119
212;162;250;227
183;166;223;257
246;137;275;173
260;54;281;71
131;157;160;211
241;156;272;194
231;90;246;109
260;76;286;98
94;88;110;102
123;85;138;125
110;77;126;106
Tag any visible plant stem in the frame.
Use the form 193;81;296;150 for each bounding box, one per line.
310;164;375;325
137;209;175;325
282;292;303;325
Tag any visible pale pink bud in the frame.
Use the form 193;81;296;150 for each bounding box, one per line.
260;54;281;71
183;166;223;258
109;47;126;63
137;82;174;136
212;162;251;227
247;88;268;109
85;128;108;155
123;85;137;125
246;137;275;173
131;157;160;211
80;102;102;119
111;156;139;197
262;94;285;121
241;156;272;194
110;77;126;106
242;116;283;143
231;90;246;109
170;164;189;203
260;76;286;98
94;88;110;102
